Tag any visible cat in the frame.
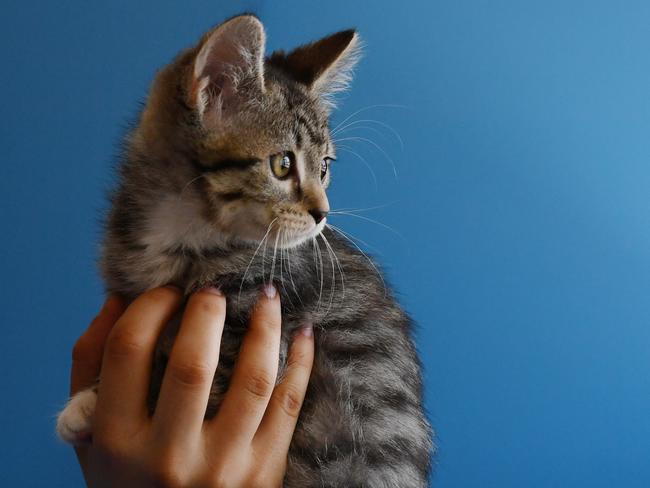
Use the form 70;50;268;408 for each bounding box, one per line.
57;14;433;487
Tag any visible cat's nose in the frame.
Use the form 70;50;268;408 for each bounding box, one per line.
309;209;329;224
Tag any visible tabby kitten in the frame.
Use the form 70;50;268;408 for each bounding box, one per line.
57;14;433;486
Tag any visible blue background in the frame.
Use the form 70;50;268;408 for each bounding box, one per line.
2;0;649;486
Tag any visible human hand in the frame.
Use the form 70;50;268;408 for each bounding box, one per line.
69;285;314;487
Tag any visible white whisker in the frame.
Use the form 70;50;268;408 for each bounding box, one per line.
279;230;296;309
330;201;399;213
285;233;303;305
238;218;277;304
321;231;345;300
334;124;386;143
177;174;204;202
336;145;378;190
331;104;408;135
268;226;281;285
332;118;404;150
326;223;387;297
319;233;336;315
326;222;384;256
328;211;405;242
333;135;398;180
313;237;325;313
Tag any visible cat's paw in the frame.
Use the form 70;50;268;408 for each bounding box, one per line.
56;388;97;445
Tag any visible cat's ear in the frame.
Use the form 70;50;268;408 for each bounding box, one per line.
190;15;266;126
271;30;362;109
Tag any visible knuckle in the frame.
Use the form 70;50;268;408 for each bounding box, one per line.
151;468;185;488
246;471;280;488
251;303;280;332
287;347;312;370
105;328;148;359
275;384;304;418
242;367;274;400
167;359;214;388
149;453;188;488
246;478;265;488
255;315;280;332
93;435;128;463
209;467;230;488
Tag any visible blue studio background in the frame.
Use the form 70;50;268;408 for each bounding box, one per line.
2;0;650;486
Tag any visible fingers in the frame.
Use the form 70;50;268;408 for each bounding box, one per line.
209;284;281;447
152;287;226;446
94;286;183;435
70;295;126;395
254;323;314;460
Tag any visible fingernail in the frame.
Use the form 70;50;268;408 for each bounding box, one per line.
299;323;313;338
263;283;277;299
201;286;222;296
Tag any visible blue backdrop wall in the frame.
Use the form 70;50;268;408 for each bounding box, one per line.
2;1;650;486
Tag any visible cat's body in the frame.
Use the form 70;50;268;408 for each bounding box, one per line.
108;218;431;486
57;14;433;486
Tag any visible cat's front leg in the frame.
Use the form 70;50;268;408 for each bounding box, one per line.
56;386;97;445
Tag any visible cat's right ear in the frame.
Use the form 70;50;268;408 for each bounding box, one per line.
189;15;266;128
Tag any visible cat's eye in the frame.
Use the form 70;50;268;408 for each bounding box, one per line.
270;152;294;179
321;157;333;181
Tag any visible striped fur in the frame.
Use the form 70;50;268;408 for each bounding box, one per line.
69;14;433;486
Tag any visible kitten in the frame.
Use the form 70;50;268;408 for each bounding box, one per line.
57;14;433;486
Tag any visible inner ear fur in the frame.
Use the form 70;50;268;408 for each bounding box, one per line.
268;29;361;106
189;15;266;122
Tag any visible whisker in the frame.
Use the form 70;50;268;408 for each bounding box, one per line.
319;233;336;315
332;118;404;150
268;227;281;285
330;201;399;213
326;222;384;257
285;234;303;305
328;211;406;242
279;230;296;309
331;103;409;135
177;174;204;202
238;218;277;305
333;136;398;180
321;231;346;300
326;223;387;297
313;237;325;313
336;145;378;190
278;230;285;291
334;124;386;143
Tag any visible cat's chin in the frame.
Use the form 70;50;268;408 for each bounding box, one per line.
281;219;327;249
220;219;325;252
238;219;327;251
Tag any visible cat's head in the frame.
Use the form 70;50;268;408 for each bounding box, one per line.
136;15;360;250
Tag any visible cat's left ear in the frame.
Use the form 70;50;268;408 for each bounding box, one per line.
190;15;266;127
271;30;362;109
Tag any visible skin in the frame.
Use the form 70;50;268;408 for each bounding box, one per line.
69;284;314;487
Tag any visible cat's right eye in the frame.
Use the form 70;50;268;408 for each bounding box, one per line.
270;152;294;179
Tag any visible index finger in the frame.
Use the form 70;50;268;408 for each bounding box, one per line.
70;295;126;395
